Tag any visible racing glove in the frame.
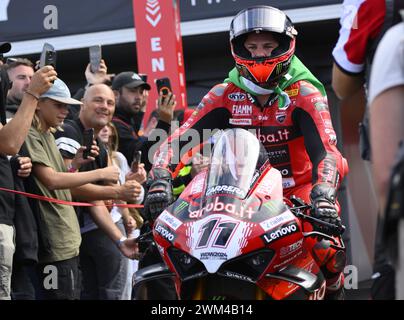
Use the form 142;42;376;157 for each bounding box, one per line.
310;183;342;236
144;168;174;221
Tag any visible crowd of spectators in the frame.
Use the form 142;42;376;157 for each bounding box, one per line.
0;1;403;300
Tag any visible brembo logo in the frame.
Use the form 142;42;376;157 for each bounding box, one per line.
158;211;182;231
260;211;295;231
261;223;299;244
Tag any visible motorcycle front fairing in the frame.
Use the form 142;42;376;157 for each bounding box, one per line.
148;129;324;299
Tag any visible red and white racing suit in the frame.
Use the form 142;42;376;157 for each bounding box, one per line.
332;0;385;74
153;80;349;293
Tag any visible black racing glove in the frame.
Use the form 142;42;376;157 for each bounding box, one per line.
144;168;174;222
310;184;342;236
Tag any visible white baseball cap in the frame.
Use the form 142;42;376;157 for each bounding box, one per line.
40;78;82;105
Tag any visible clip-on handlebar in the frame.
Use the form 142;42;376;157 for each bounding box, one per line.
288;196;345;250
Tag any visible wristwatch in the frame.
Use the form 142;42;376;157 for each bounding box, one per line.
115;236;127;248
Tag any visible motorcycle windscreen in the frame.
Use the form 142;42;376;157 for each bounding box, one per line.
206;129;260;200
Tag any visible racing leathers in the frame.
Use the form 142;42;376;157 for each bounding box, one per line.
147;74;349;297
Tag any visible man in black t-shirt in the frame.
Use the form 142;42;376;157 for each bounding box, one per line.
0;53;55;299
54;84;141;299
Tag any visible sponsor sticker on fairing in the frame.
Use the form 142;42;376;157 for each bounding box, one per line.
279;238;304;257
188;197;255;219
261;223;299;244
206;185;245;197
154;223;176;242
200;251;228;261
190;175;205;194
224;271;254;283
259;211;296;232
158;210;182;231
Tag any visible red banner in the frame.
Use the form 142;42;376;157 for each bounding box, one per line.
132;0;188;127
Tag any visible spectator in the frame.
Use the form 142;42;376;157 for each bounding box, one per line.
111;71;175;170
24;78;120;300
332;0;404;299
332;0;385;100
98;122;146;299
2;56;39;300
368;17;404;300
5;58;35;120
54;83;140;299
0;61;55;300
67;59;114;120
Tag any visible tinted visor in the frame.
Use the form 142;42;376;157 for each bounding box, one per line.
230;6;295;40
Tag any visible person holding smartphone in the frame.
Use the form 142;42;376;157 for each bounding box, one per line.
98;122;146;299
54;83;141;300
111;71;176;170
0;61;55;300
24;78;121;300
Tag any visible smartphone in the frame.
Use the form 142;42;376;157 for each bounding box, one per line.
39;43;56;69
82;128;94;159
131;150;142;172
89;45;102;73
155;77;172;97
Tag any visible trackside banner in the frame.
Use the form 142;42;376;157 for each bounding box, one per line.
132;0;188;125
0;0;341;42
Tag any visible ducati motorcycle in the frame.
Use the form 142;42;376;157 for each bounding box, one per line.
133;128;345;300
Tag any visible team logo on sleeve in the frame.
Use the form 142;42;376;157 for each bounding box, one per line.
228;92;246;101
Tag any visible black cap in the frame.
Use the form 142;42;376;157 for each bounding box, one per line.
0;42;11;54
112;71;151;91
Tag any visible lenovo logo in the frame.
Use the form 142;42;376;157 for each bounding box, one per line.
261;223;299;244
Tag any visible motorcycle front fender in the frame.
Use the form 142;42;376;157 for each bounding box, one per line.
132;263;177;300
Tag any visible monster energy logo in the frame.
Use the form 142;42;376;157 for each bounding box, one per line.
174;201;189;214
263;199;285;214
276;63;283;75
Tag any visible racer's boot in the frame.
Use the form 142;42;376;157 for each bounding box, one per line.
323;270;345;300
310;237;347;300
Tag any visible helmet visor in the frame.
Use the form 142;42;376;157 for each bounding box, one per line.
230;6;295;40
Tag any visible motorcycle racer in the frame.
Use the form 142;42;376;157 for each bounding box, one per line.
145;5;349;299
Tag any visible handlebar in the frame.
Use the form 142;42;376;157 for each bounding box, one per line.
288;195;346;235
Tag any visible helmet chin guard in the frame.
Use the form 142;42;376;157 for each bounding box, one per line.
230;6;297;87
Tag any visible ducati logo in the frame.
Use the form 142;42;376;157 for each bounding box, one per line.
276;115;286;123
